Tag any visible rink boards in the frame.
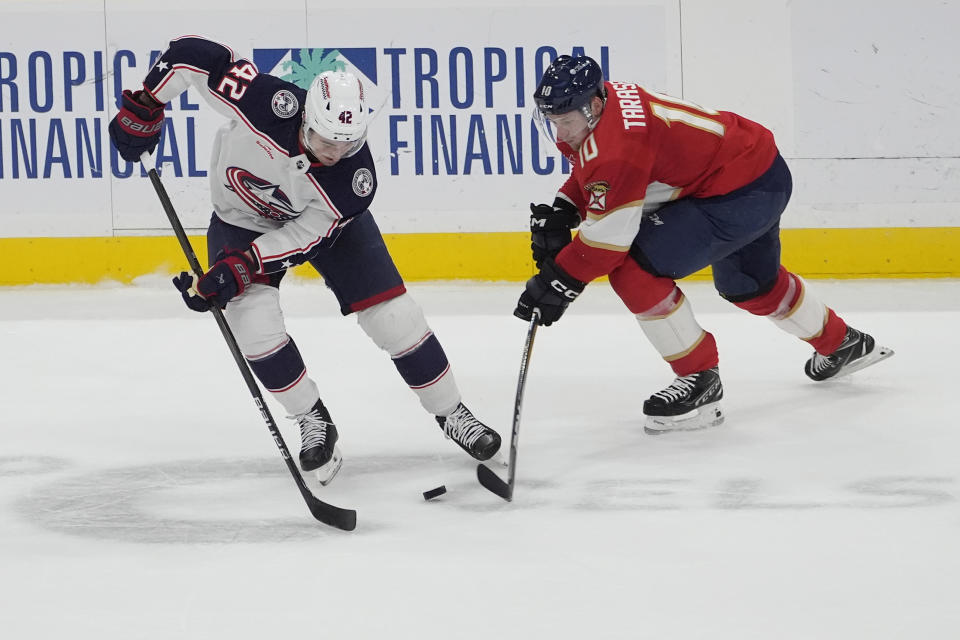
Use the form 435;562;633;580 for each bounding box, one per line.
1;226;958;285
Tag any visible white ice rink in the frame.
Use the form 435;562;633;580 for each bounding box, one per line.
1;278;958;639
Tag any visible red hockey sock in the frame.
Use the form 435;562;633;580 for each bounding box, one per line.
668;331;719;376
733;266;848;354
806;308;848;355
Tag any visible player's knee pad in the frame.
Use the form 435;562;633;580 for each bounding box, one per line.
224;284;288;357
609;257;678;314
732;266;827;340
356;293;429;356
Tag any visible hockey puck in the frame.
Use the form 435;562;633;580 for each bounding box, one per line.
422;485;447;501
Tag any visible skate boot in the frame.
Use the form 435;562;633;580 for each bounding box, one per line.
292;399;342;486
804;326;894;382
436;403;502;461
643;366;725;434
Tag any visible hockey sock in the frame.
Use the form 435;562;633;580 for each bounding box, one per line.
733;266;847;355
392;332;459;416
246;335;320;415
636;289;720;376
357;293;461;415
609;257;718;375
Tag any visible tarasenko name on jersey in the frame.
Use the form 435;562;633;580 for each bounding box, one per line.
0;45;609;181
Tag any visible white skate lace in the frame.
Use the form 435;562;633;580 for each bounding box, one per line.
293;409;332;449
809;352;836;374
442;405;486;448
652;374;699;402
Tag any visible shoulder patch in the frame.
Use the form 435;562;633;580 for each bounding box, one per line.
585;181;610;211
352;168;374;197
271;90;299;118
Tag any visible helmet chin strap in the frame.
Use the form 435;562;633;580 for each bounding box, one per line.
582;97;605;130
297;125;322;163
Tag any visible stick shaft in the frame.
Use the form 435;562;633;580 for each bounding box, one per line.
505;308;540;493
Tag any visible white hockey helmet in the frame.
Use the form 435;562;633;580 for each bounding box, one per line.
301;70;368;160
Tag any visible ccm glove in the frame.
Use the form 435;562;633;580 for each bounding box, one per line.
530;197;580;268
172;250;258;312
108;89;165;162
514;258;586;326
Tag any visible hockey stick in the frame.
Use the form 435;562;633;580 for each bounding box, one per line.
139;153;356;532
476;307;540;501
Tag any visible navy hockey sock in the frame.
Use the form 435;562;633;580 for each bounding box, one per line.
392;333;450;390
246;336;321;415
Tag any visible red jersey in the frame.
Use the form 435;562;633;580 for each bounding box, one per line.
553;81;778;282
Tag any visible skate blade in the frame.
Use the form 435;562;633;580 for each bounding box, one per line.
315;446;343;486
829;345;895;381
644;403;724;435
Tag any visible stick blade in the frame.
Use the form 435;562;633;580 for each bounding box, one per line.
307;496;357;531
476;463;513;501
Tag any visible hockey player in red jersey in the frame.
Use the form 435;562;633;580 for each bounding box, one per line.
109;36;500;484
514;55;893;434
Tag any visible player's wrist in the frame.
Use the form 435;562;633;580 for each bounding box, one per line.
136;89;162;109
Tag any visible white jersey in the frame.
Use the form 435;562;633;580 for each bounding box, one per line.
143;36;377;274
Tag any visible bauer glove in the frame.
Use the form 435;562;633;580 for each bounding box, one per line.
108;90;165;162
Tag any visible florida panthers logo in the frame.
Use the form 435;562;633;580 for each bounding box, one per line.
225;167;299;221
585;181;610;212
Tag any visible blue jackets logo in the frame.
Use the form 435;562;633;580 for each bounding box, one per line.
224;166;298;221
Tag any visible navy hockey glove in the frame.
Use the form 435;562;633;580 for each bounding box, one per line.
514;258;586;326
172;271;213;312
530;198;580;268
172;250;258;312
108;89;164;162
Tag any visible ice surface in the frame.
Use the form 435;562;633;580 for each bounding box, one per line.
1;278;957;639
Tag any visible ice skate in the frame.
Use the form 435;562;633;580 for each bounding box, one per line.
292;399;342;485
804;326;894;382
643;366;725;434
436;403;502;461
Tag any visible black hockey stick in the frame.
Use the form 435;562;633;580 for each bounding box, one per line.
476;307;540;501
139;153;356;531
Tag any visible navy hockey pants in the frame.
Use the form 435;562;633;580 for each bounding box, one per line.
629;153;793;299
207;209;405;315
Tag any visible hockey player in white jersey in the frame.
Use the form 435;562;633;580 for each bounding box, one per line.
109;36;501;485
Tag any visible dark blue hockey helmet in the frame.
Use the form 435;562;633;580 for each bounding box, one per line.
533;55;606;117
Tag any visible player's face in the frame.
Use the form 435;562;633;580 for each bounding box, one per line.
547;110;591;150
302;129;356;166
